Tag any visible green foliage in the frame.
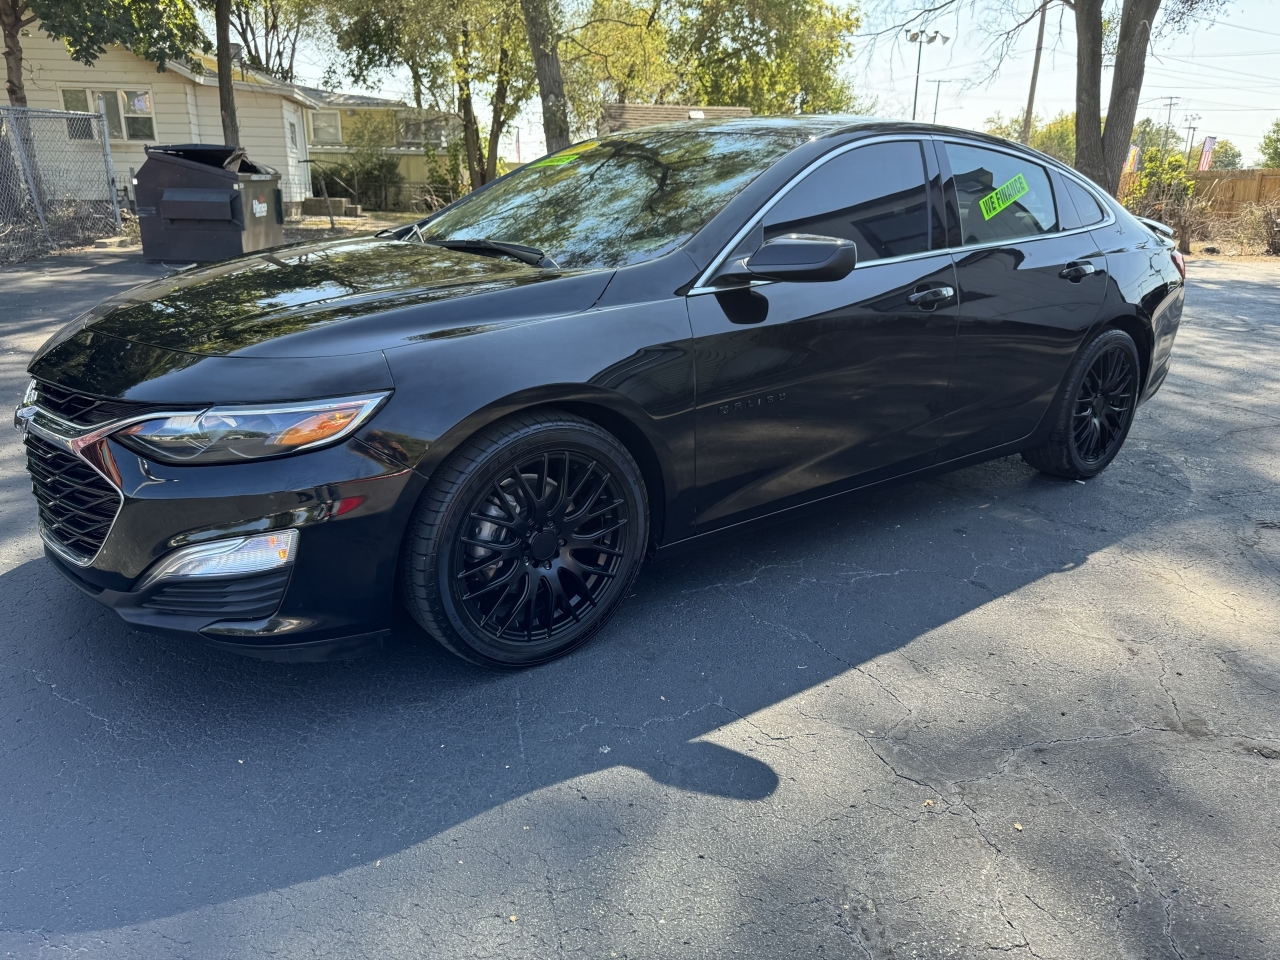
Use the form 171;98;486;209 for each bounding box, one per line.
984;110;1076;165
1260;119;1280;169
676;0;862;115
32;0;208;70
563;0;679;130
1130;117;1181;158
1122;147;1193;216
1207;138;1241;170
322;0;535;187
1191;137;1242;171
561;0;866;132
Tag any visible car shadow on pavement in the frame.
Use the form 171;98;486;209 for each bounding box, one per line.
0;447;1193;936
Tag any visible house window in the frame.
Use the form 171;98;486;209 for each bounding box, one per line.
288;120;298;151
58;88;95;139
311;110;341;144
60;88;155;141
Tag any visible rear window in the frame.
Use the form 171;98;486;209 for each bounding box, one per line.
1065;178;1106;226
945;142;1059;245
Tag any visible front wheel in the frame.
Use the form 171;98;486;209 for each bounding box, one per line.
1022;327;1142;480
402;410;648;667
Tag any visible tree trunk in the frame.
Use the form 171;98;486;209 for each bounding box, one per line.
457;71;485;188
518;0;570;153
485;45;511;183
1075;0;1162;195
1073;0;1106;186
1;0;30;107
1099;0;1160;193
215;0;241;147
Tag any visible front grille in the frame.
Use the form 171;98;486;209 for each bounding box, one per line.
142;569;290;619
25;433;121;561
33;380;175;428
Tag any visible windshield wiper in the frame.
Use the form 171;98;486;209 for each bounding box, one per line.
425;237;558;269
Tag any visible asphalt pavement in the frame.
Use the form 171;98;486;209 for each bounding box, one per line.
1;250;1277;959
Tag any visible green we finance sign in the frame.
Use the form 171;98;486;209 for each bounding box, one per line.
979;173;1029;220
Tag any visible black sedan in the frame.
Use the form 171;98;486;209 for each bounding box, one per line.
15;117;1184;667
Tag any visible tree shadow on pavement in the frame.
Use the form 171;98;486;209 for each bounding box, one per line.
0;449;1192;935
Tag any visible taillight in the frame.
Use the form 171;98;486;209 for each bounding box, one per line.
1171;249;1186;280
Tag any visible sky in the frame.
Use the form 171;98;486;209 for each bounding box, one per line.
851;0;1280;164
291;0;1280;165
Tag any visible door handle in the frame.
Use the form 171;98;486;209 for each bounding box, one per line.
1059;262;1097;282
907;285;955;307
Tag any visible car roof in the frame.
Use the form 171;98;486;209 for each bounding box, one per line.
605;114;1057;158
637;115;1097;188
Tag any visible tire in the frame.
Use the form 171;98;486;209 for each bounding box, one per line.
401;409;648;667
1022;327;1142;480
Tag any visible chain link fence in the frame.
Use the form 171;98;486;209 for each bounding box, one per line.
0;105;122;264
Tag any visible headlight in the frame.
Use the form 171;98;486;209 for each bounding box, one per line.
116;393;388;465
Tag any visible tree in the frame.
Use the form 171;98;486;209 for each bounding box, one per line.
226;0;317;81
1206;138;1240;170
677;0;863;114
2;0;206;106
869;1;1233;195
1129;116;1180;161
325;0;535;188
564;0;676;108
1260;119;1280;169
986;109;1074;163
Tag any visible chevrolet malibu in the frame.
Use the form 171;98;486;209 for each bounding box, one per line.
15;117;1184;667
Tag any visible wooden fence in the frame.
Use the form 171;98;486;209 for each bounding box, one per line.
1189;169;1280;212
1118;168;1280;212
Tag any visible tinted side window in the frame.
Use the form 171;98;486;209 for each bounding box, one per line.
763;141;930;263
944;142;1058;244
1065;178;1106;226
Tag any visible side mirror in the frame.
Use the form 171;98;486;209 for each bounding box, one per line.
741;234;857;283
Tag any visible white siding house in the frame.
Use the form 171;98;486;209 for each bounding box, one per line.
16;33;317;206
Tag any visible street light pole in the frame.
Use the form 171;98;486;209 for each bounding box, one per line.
906;30;950;122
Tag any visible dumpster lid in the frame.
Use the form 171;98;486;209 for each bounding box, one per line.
144;144;277;175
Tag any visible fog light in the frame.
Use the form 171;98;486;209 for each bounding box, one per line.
137;530;298;591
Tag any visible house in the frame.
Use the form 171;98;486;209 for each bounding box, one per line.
598;104;752;135
297;86;458;202
16;29;317;211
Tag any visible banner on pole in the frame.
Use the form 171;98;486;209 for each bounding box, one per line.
1198;137;1217;172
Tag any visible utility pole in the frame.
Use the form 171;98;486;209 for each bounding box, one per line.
906;30;950;121
1020;0;1049;144
928;80;951;124
1158;97;1179;160
1183;114;1201;165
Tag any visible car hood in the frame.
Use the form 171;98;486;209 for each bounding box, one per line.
27;236;616;404
42;236;614;360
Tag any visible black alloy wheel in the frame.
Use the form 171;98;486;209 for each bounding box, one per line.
402;410;647;667
1072;343;1137;465
1022;327;1141;480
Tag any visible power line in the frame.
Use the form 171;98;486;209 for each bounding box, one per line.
1154;55;1280;83
1184;14;1280;40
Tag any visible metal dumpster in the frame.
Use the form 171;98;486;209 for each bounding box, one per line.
135;144;284;261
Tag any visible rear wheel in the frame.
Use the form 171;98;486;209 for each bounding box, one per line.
402;410;648;667
1022;328;1141;480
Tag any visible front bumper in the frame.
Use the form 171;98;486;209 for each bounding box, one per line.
23;414;421;659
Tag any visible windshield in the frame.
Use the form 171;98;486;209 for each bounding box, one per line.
415;125;807;269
